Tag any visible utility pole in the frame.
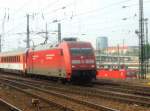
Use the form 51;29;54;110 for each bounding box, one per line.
122;39;125;64
145;18;149;74
58;23;61;43
139;0;145;79
44;23;48;44
27;14;30;48
0;35;1;52
117;44;120;67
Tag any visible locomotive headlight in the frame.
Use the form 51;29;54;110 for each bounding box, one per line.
91;65;95;68
72;65;75;68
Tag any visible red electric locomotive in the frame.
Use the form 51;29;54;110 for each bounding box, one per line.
0;39;96;83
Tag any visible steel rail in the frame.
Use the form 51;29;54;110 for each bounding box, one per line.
0;98;22;111
1;75;150;107
0;77;119;111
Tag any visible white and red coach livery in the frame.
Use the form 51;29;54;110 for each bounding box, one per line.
0;39;96;82
0;50;27;73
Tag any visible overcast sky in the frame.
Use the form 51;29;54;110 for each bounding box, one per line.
0;0;150;51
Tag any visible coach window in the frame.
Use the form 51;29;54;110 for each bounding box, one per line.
12;56;14;62
15;56;17;62
19;56;20;62
17;56;19;62
10;57;12;62
16;56;18;62
14;56;16;62
13;56;15;62
14;56;15;62
16;56;17;62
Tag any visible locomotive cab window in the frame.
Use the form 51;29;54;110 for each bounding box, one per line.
81;48;93;55
70;48;93;56
70;48;80;55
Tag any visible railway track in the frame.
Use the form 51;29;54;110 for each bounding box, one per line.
95;79;150;90
0;75;150;110
94;80;150;96
0;98;22;111
0;76;119;111
94;84;150;96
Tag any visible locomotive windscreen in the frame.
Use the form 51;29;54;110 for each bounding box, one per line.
70;48;93;56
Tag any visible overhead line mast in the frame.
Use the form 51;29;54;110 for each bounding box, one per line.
139;0;146;79
27;14;30;48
